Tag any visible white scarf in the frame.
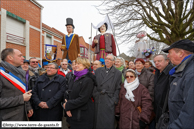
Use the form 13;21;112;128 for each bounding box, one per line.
124;77;140;102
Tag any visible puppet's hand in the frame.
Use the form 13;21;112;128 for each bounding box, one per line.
94;39;98;44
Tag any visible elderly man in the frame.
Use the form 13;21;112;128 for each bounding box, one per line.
32;63;66;121
93;54;122;129
162;39;194;129
92;60;102;73
29;57;46;77
153;54;173;123
62;58;72;70
58;61;71;77
0;48;33;127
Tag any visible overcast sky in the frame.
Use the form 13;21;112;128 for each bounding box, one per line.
37;0;129;56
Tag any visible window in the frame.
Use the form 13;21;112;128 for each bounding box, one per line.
85;48;88;57
80;47;84;57
6;16;25;44
46;36;52;45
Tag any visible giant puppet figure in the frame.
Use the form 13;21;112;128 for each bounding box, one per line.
92;20;116;60
61;18;80;61
134;31;148;58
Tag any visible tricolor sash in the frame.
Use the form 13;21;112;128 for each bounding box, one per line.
0;67;26;93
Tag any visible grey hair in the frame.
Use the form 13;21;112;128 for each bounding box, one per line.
48;63;58;69
61;62;68;65
106;54;115;61
153;54;169;61
124;69;137;78
115;57;126;67
94;60;102;65
72;60;76;63
29;57;37;62
63;59;68;62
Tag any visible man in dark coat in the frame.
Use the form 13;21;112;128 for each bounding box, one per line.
162;39;194;129
32;63;66;122
153;54;173;123
93;54;122;129
0;48;33;128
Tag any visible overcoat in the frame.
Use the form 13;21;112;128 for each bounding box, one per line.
138;67;154;102
62;34;80;61
65;72;96;129
115;84;153;129
93;66;122;129
167;54;194;129
154;63;173;122
32;73;66;121
0;63;31;128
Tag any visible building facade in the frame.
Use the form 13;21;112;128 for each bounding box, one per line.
0;0;95;66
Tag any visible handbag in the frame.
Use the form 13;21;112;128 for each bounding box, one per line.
156;89;169;129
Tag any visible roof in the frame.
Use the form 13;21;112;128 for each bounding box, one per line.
30;0;44;9
42;23;65;38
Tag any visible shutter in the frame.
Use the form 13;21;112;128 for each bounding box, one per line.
6;16;25;44
46;36;51;44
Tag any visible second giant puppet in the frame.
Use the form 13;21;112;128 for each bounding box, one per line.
92;23;116;60
61;18;80;61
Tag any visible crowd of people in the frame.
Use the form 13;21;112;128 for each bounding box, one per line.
0;39;194;129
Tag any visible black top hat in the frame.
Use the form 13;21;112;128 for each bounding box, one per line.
65;18;75;28
162;39;194;53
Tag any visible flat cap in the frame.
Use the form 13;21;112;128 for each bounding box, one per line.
162;39;194;53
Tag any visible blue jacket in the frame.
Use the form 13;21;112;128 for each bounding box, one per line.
168;54;194;129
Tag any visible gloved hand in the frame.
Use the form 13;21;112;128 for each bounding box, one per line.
139;120;147;129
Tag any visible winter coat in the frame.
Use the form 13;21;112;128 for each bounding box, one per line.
31;73;66;121
138;67;154;102
93;66;122;129
64;72;96;129
57;68;71;77
0;63;32;128
65;71;74;86
154;63;173;122
167;54;194;129
28;70;37;91
115;83;153;129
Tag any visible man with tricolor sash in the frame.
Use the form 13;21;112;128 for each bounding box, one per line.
0;48;33;128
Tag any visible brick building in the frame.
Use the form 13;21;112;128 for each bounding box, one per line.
0;0;95;66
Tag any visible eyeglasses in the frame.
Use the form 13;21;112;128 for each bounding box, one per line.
31;61;38;63
62;64;68;65
115;61;121;64
126;76;135;79
105;58;113;61
46;67;56;69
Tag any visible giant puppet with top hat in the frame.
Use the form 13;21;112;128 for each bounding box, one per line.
61;18;80;61
92;16;117;60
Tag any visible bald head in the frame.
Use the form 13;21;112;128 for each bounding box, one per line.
93;60;102;71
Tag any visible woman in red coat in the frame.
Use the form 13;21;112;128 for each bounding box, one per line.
115;69;153;129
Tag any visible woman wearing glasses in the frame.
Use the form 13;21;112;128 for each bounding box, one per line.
115;69;153;129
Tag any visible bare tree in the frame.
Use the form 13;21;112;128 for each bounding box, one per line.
96;0;194;45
